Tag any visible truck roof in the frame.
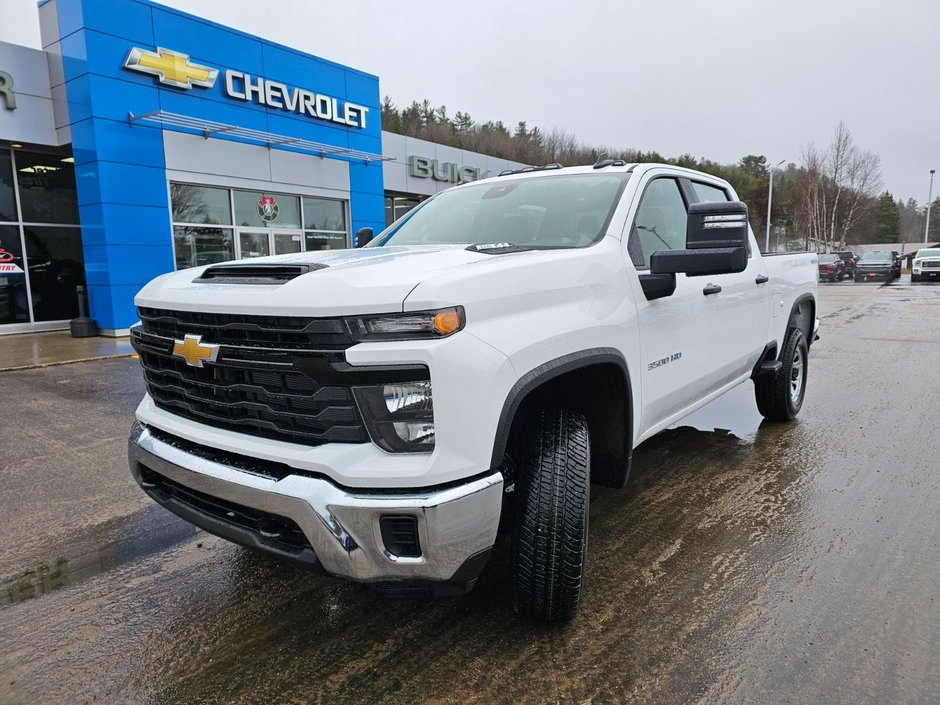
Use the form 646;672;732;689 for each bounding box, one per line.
462;162;733;191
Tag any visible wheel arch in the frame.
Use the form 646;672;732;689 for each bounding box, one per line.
787;293;816;348
490;348;634;489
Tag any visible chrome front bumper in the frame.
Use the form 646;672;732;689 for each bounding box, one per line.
128;422;503;586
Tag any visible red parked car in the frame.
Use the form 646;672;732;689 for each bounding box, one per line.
817;253;846;281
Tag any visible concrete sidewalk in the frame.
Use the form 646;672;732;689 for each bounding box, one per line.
0;331;134;371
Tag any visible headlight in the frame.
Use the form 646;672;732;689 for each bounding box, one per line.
354;380;435;452
346;307;464;341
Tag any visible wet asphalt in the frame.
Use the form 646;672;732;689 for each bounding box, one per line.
1;277;939;705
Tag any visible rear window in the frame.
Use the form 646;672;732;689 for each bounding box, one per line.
818;254;837;262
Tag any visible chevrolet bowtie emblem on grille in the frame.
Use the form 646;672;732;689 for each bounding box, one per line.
123;47;218;90
172;334;220;367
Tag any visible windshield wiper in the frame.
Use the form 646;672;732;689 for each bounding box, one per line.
466;242;538;255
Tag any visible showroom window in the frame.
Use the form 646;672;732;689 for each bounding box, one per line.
0;148;84;330
170;183;349;269
303;196;347;251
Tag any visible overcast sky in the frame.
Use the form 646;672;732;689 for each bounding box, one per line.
3;0;937;202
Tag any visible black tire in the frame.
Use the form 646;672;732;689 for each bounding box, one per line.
512;408;590;622
755;327;809;422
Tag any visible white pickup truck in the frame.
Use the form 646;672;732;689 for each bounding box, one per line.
128;162;818;621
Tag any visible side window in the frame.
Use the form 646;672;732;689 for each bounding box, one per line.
691;182;729;203
627;178;688;269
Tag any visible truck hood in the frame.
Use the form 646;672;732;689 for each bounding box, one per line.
135;245;517;316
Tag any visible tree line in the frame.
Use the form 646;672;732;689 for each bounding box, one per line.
381;98;939;251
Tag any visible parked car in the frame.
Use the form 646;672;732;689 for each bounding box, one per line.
890;251;902;278
817;254;846;281
833;251;857;277
854;251;897;282
912;248;940;282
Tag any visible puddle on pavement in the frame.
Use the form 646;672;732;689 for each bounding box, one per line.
668;381;764;441
1;504;198;608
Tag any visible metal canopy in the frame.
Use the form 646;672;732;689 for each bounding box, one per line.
128;110;392;163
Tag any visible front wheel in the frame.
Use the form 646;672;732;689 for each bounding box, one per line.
512;408;590;622
755;327;808;421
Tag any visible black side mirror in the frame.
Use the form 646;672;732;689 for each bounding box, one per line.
355;227;374;248
686;200;749;249
649;201;749;277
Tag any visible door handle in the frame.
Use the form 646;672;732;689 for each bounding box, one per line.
755;275;769;285
703;284;722;296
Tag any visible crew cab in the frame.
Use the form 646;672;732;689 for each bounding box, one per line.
854;251;897;282
912;248;940;282
128;163;818;622
817;253;846;281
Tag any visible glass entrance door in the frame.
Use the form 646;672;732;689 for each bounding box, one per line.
235;229;270;259
235;229;304;260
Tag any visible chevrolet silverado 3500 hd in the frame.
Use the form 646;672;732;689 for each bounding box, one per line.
128;162;818;622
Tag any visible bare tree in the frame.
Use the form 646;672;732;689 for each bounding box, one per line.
798;122;882;250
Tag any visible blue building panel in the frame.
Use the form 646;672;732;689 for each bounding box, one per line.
105;245;175;285
76;0;154;46
53;0;387;331
78;202;171;247
343;70;383;113
109;285;145;327
85;283;116;324
59;28;89;83
151;8;266;77
260;43;348;101
70;117;165;168
75;162;168;208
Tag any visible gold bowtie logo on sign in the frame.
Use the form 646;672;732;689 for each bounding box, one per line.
124;47;218;90
172;334;220;367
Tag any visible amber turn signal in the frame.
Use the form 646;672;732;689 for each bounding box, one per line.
433;308;464;335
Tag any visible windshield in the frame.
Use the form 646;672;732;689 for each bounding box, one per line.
917;249;939;258
818;254;837;263
859;252;891;262
370;173;630;249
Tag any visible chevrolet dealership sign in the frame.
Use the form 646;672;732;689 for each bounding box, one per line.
123;47;369;129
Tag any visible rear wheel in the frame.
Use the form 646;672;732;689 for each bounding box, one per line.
512;408;590;622
755;327;808;421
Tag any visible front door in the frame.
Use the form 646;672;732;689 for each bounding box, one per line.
235;229;303;259
626;175;711;434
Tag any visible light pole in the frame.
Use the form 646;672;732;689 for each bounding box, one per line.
765;159;786;252
925;169;935;244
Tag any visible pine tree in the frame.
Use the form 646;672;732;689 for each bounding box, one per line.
874;191;900;243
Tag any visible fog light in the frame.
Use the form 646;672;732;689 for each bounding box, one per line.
392;420;435;446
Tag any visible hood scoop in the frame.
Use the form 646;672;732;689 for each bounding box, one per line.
194;263;328;285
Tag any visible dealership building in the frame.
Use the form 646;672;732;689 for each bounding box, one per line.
0;0;524;335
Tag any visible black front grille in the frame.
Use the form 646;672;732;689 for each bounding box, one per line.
134;308;369;447
137;307;354;350
924;261;939;268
